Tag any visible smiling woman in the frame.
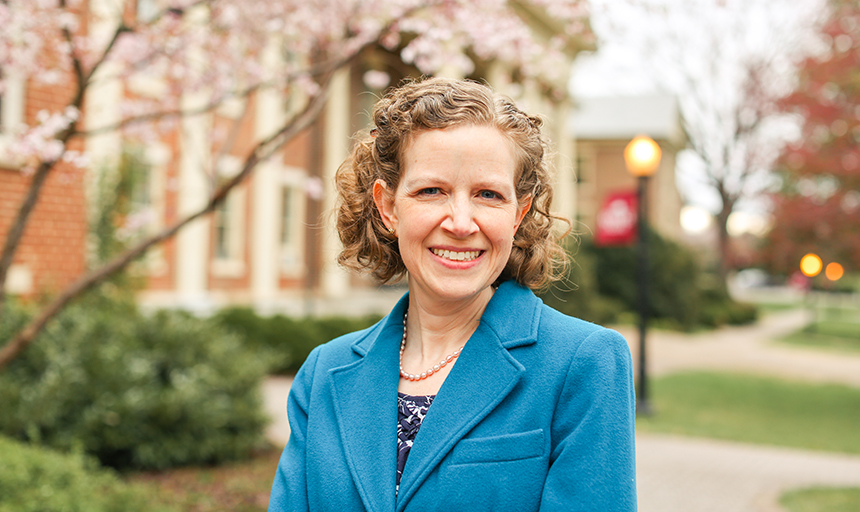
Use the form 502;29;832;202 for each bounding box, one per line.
268;77;637;512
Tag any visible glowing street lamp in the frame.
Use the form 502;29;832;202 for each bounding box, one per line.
800;253;823;277
624;135;662;415
624;136;662;177
799;253;824;332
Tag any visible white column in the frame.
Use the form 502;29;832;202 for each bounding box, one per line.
319;69;351;299
250;39;287;309
251;161;280;307
83;0;124;226
176;92;212;312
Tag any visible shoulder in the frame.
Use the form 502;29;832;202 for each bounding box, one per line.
538;304;630;357
539;304;628;353
488;281;631;375
538;303;632;370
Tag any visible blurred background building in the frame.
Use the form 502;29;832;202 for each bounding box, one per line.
570;94;685;241
1;1;614;317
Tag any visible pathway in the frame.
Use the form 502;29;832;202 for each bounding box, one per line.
615;308;860;388
637;433;860;512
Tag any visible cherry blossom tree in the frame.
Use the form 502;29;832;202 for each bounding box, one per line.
763;0;860;275
0;0;592;369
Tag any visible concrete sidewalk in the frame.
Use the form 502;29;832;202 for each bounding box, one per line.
616;308;860;388
263;308;860;511
637;433;860;512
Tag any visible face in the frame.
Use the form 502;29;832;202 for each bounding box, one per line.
373;124;532;306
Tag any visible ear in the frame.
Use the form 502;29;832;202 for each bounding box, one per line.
372;179;398;232
514;195;533;233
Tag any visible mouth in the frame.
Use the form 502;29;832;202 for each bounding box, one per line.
431;248;483;262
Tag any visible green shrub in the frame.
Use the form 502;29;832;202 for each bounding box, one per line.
585;232;705;330
212;308;382;374
698;284;758;327
0;435;175;512
541;233;757;330
0;294;268;471
538;243;626;325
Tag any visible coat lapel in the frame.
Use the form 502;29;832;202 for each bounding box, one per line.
395;282;542;510
329;296;408;512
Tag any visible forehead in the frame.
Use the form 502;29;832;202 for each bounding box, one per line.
400;125;518;184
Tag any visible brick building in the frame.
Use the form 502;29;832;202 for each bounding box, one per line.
2;2;592;317
1;70;88;298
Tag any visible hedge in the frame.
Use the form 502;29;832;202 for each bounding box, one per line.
540;233;758;330
212;308;382;374
0;294;268;471
0;435;175;512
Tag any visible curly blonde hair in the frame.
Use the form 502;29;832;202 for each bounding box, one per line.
335;77;569;290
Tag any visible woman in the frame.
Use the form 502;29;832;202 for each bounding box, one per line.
268;77;636;511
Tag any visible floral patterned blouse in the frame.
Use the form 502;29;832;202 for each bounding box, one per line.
396;392;435;493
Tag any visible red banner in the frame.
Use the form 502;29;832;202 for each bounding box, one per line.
595;190;638;247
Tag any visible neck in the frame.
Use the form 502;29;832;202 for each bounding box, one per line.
404;286;494;361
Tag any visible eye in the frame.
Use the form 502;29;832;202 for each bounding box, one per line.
418;187;441;196
479;190;501;200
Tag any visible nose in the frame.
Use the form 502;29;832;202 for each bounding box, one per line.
441;195;478;237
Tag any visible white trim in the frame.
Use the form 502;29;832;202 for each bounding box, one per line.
0;71;26;168
4;264;33;295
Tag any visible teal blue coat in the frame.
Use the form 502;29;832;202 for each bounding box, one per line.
268;281;636;511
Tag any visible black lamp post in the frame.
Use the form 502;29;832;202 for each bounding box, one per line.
624;135;661;416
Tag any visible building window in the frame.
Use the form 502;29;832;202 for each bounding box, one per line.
213;197;231;260
280;187;293;248
211;156;247;277
212;184;245;264
278;169;307;277
279;186;302;272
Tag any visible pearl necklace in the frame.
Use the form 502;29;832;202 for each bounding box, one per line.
399;310;464;381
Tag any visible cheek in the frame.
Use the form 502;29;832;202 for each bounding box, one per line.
398;202;440;227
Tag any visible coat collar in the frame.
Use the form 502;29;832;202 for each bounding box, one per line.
329;281;542;512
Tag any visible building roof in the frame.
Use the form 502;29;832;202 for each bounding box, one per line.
569;94;684;145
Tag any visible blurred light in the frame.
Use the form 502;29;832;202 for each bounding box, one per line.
624;136;662;177
800;253;822;277
727;211;770;237
680;206;712;235
362;70;391;90
825;262;844;281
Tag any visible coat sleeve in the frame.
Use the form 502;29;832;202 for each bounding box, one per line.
539;328;637;511
268;346;322;512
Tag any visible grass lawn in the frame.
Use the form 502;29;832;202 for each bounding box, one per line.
636;372;860;454
781;487;860;512
780;315;860;354
126;447;282;512
782;323;860;353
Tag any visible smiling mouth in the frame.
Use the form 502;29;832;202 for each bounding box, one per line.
431;248;483;262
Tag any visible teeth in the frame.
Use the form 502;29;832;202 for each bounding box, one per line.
432;249;481;261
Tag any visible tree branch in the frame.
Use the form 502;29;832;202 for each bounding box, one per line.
0;76;331;371
0;2;415;368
